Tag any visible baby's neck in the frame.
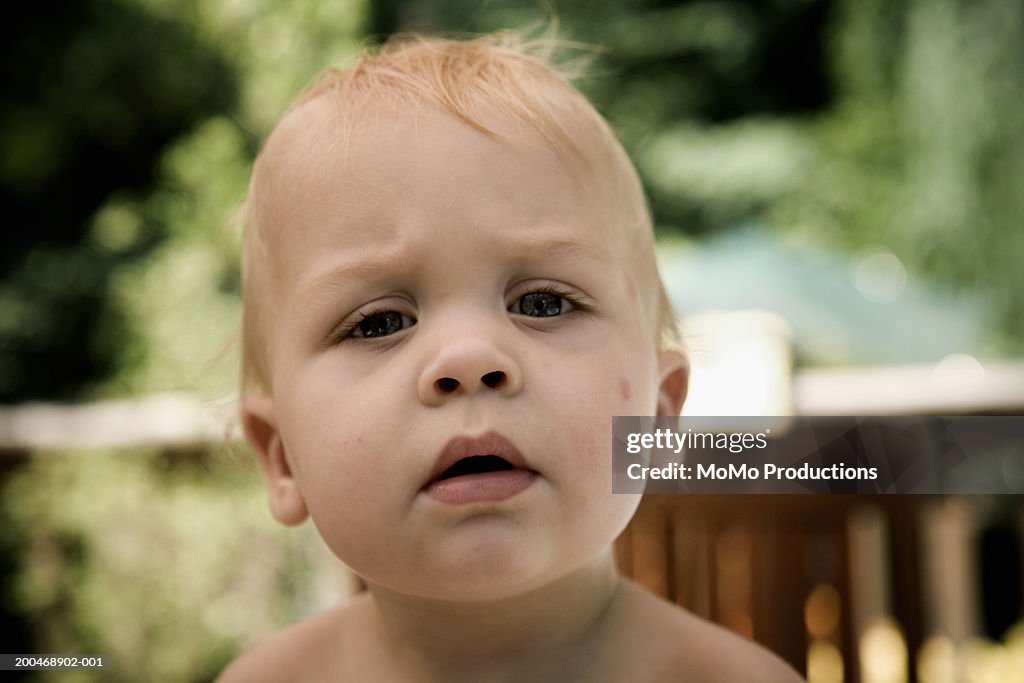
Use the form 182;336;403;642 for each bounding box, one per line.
362;550;623;682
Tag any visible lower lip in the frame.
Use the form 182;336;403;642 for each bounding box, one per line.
423;470;537;505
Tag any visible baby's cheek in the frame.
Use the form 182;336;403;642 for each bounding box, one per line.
305;476;392;574
609;373;653;415
297;437;386;538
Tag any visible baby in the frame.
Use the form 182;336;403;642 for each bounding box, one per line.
220;32;802;682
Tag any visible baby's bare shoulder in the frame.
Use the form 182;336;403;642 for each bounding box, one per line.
664;611;804;682
216;599;362;683
616;581;804;682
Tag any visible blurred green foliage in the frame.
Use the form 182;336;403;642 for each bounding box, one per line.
2;448;297;682
0;0;237;403
2;0;1023;680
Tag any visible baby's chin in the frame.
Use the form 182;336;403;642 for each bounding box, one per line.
360;544;569;603
352;521;633;605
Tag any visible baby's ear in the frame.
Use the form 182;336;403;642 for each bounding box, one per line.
656;350;689;417
241;394;309;526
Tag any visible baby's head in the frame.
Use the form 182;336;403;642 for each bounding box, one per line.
240;33;687;601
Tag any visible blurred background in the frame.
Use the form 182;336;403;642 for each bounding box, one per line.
1;0;1022;680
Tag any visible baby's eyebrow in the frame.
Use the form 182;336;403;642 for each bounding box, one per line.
504;232;612;266
296;249;407;304
296;232;611;304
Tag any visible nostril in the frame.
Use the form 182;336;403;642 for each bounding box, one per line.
436;377;460;393
481;371;506;389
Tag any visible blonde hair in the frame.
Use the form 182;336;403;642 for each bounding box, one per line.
241;32;679;395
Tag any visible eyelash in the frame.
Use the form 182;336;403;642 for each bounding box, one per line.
334;306;415;342
511;284;587;316
331;285;589;344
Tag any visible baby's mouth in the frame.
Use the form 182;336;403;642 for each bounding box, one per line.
436;455;515;481
422;432;538;504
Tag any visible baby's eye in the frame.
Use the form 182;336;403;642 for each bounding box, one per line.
511;291;572;318
351;310;416;339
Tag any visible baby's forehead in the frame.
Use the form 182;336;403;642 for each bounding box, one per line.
253;98;641;249
261;101;630;252
250;93;658;301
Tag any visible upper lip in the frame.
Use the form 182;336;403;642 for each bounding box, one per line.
424;431;532;487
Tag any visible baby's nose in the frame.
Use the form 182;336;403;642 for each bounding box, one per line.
435;370;506;393
418;339;523;406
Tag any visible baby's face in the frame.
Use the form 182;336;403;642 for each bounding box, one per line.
244;98;683;600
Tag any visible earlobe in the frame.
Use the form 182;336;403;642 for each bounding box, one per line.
656;350;689;417
241;394;309;526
